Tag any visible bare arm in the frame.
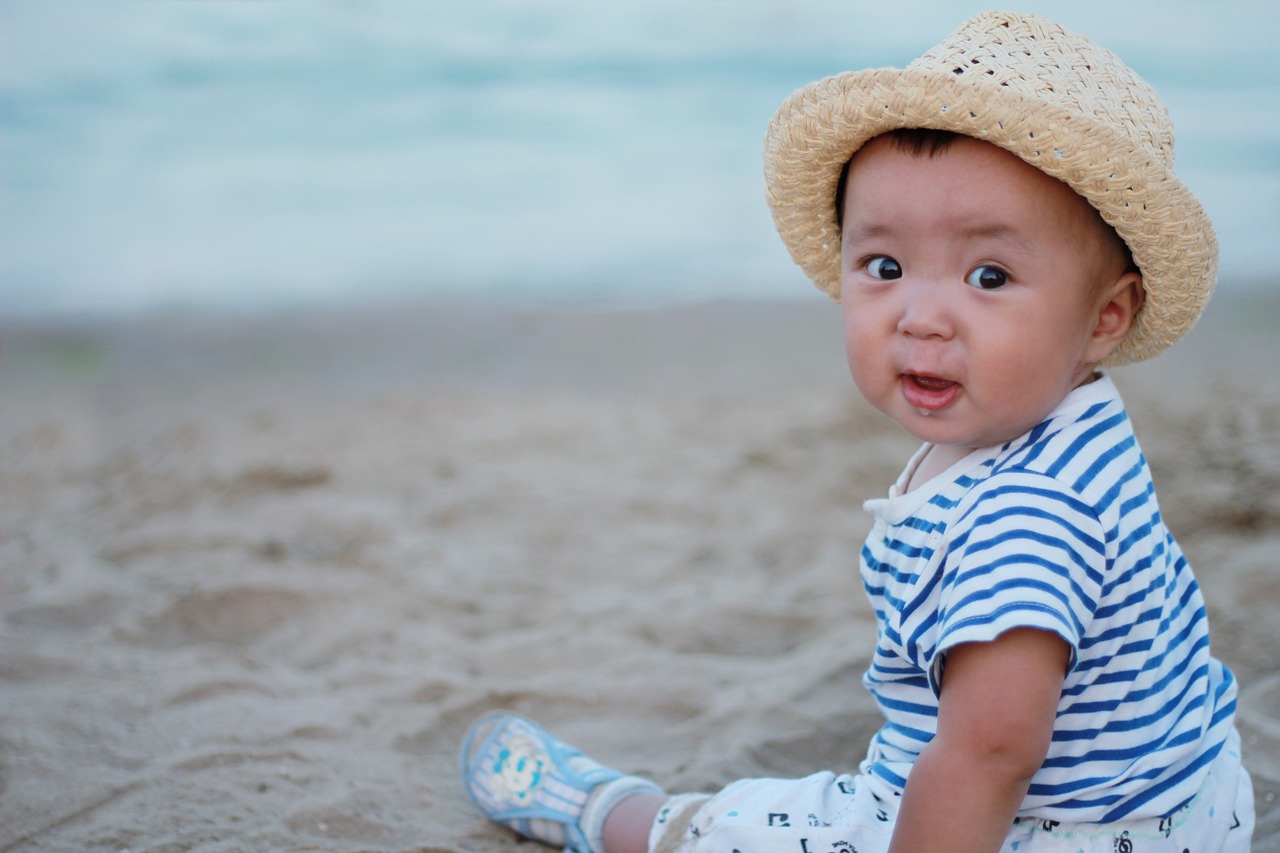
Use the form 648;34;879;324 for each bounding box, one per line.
887;628;1070;853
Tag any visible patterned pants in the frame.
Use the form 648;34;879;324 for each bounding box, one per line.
648;729;1254;853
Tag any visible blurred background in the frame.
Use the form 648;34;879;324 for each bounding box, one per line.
2;0;1278;317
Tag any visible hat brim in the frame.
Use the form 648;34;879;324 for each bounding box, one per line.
764;67;1217;365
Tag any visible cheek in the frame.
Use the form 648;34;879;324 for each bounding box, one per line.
841;292;884;347
841;311;887;390
840;305;865;363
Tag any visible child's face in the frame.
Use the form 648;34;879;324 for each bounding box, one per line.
839;135;1132;452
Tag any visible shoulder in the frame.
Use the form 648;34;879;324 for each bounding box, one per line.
950;468;1106;558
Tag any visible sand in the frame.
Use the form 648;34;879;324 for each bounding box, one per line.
2;294;1278;851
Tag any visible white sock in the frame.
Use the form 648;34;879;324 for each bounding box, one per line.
578;775;665;853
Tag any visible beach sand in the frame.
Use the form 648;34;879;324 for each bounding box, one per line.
2;293;1278;851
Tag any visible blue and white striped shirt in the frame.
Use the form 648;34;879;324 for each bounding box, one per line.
859;375;1237;823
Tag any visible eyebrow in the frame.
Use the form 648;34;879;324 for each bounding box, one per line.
842;221;1029;250
957;223;1021;242
841;223;892;248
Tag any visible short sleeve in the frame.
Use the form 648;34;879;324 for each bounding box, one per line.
929;470;1106;693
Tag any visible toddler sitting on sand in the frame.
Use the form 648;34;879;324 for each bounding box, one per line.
458;12;1255;853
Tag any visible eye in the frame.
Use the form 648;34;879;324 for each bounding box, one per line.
965;265;1008;290
865;256;903;280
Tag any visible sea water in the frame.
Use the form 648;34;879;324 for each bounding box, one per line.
2;0;1277;315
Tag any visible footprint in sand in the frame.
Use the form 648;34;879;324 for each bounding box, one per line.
6;593;125;634
123;586;314;648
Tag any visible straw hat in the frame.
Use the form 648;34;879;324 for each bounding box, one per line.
764;11;1216;365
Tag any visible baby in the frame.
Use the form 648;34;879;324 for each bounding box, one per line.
457;12;1255;853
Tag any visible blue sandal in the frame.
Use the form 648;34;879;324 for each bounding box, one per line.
459;711;663;853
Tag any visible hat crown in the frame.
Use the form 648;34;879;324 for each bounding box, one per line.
908;11;1175;165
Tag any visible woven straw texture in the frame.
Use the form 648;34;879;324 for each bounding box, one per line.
763;11;1217;365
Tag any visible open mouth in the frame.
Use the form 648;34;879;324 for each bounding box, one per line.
902;373;960;412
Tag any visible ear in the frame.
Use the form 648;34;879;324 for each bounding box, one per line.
1085;272;1145;364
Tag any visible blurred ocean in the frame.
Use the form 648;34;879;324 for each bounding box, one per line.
2;0;1278;315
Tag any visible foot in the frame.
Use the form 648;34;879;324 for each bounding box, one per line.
459;711;663;853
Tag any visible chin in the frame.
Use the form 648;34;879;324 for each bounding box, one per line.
898;418;991;450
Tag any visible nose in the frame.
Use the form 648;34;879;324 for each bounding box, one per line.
895;278;955;340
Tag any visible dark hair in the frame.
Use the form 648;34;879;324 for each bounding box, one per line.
835;129;961;228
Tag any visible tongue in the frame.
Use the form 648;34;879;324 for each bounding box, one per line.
912;375;954;390
904;374;960;413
